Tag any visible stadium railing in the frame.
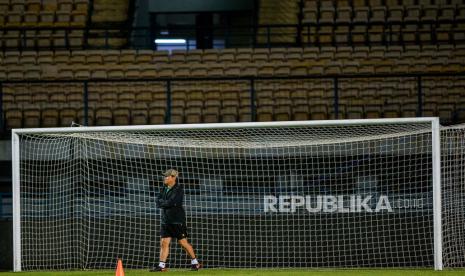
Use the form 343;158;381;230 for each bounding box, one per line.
1;19;465;50
0;71;464;136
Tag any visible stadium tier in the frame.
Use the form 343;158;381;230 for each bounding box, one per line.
3;77;465;128
1;0;465;49
0;46;464;80
0;0;130;49
301;0;465;45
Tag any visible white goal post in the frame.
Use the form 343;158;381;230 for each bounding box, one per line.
12;118;462;271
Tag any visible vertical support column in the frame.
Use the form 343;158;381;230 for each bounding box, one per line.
432;117;443;270
250;79;256;122
266;26;270;48
83;81;89;126
12;131;21;271
306;25;310;46
417;76;423;117
166;80;171;124
252;0;258;48
0;82;4;131
334;77;339;119
296;0;304;47
225;17;230;48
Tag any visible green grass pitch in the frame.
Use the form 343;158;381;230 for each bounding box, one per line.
2;269;465;276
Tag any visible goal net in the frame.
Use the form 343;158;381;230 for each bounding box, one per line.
441;124;465;268
12;118;460;271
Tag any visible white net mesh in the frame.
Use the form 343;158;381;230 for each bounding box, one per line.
14;120;458;270
441;124;465;268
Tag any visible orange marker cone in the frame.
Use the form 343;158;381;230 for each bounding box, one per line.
115;258;125;276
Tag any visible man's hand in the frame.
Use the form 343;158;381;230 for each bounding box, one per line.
155;195;165;208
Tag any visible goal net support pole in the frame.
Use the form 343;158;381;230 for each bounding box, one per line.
431;118;442;270
12;131;21;272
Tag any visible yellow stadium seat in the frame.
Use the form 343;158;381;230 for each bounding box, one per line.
41;103;60;127
6;11;22;28
74;0;88;11
310;100;329;120
203;106;221;123
184;106;202;124
58;103;78;126
3;31;20;48
55;10;70;27
94;104;113;126
136;50;153;63
38;10;54;27
4;51;20;65
202;49;218;63
57;0;73;11
132;102;149;125
113;102;131;125
220;106;238;123
185;49;202;62
275;98;292;121
218;49;235;63
69;30;84;47
5;104;23;129
23;10;39;27
36;30;52;48
148;102;166;124
7;65;24;80
23;103;41;128
50;91;70;110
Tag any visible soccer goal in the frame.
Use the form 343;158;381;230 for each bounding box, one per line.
11;118;465;271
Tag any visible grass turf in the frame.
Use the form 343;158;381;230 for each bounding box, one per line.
2;269;465;276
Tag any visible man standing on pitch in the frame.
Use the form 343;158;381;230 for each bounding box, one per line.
150;169;201;272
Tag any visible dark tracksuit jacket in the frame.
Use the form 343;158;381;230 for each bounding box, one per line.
155;183;186;225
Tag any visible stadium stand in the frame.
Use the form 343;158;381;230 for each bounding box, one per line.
1;43;464;127
301;0;465;46
0;45;464;79
0;0;88;49
0;0;463;130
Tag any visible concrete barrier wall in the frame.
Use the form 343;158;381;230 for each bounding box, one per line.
0;220;12;270
20;213;433;270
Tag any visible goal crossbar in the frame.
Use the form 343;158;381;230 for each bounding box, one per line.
11;117;440;134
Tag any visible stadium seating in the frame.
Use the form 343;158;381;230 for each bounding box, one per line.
257;0;299;44
1;44;464;127
300;0;465;46
0;0;88;49
0;0;131;50
0;0;464;130
0;45;464;81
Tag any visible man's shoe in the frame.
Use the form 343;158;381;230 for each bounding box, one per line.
149;265;167;272
191;263;202;271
